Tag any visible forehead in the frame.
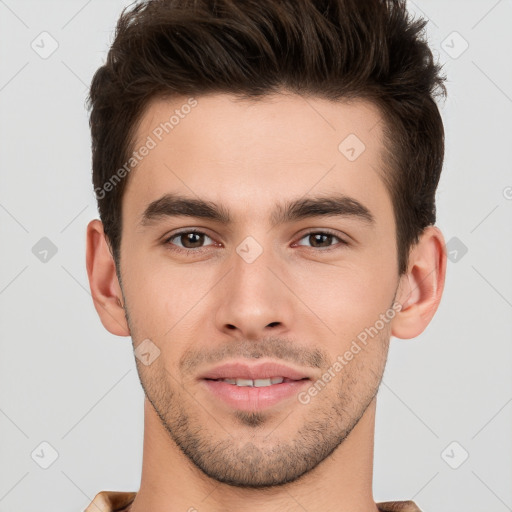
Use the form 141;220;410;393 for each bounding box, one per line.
124;92;392;227
133;92;384;160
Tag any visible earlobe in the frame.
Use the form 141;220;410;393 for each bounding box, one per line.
86;219;130;336
391;226;447;340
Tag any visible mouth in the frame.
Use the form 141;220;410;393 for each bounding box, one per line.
201;378;311;411
198;360;313;382
198;361;313;411
204;376;309;387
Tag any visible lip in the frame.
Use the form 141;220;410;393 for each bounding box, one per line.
198;361;313;381
201;378;310;411
198;360;312;411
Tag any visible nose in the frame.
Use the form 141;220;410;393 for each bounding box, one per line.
214;242;295;340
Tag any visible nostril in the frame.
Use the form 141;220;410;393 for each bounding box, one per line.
267;322;280;328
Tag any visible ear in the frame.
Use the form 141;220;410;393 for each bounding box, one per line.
86;219;130;336
391;225;447;339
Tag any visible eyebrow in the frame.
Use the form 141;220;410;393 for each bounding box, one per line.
138;192;375;228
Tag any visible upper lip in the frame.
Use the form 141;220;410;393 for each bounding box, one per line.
198;361;312;381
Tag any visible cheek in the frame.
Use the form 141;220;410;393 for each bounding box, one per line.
290;258;397;342
123;254;217;336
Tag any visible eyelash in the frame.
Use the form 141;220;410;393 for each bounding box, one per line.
163;228;348;255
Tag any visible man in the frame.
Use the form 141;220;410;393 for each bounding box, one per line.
84;0;447;510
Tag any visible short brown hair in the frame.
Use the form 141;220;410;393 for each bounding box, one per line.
88;0;446;275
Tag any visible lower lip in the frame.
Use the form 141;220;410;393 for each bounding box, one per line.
201;379;310;411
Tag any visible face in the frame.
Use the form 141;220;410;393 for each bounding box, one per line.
118;92;400;487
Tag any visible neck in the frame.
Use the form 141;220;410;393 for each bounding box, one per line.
129;397;380;512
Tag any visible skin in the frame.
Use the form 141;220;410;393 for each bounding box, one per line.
86;92;446;512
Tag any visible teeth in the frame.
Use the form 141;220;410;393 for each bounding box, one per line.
254;378;271;387
218;377;286;387
236;378;254;387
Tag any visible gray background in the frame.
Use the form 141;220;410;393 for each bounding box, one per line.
0;0;511;511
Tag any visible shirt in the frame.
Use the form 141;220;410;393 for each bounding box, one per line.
84;490;422;511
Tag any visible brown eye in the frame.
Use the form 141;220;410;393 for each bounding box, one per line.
165;230;214;251
295;231;347;249
180;232;205;248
